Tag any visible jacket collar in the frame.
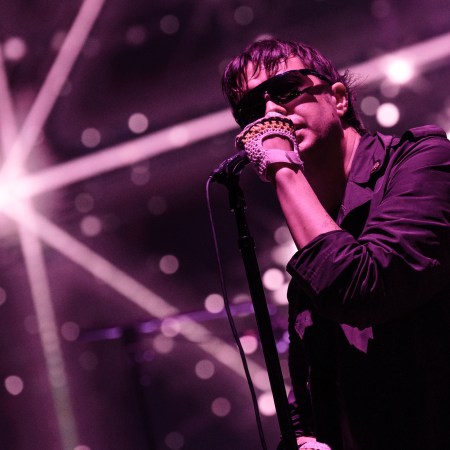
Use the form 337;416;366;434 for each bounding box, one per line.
337;132;392;225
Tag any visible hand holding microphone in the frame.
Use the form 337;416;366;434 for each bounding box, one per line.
235;113;303;181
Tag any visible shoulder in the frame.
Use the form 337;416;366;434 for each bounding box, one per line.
395;125;450;152
399;125;448;142
388;125;450;165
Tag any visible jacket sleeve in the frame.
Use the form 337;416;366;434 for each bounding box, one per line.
286;135;450;329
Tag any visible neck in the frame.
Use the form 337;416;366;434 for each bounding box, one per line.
304;127;360;214
343;128;360;180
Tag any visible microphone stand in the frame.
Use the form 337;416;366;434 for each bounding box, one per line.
219;172;298;450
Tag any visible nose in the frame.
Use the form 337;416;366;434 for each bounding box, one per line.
264;91;287;116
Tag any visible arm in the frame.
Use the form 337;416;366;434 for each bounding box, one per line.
286;137;450;328
271;166;340;249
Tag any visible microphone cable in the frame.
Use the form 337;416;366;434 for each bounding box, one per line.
205;175;268;450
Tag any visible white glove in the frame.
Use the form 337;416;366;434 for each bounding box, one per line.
235;115;303;181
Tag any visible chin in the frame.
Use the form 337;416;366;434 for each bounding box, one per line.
297;137;314;154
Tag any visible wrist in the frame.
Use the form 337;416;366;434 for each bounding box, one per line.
267;162;301;183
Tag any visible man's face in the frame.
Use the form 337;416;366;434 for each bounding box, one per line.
243;57;345;156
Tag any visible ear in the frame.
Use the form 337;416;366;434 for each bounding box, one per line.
331;82;348;117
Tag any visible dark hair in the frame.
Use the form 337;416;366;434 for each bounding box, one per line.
222;38;366;134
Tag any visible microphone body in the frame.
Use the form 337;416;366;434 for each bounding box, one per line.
209;151;249;182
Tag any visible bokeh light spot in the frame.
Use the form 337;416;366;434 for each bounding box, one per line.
165;431;184;450
211;397;231;417
234;6;254;25
153;334;174;354
131;165;150;185
240;334;258;354
360;96;380;116
75;192;95;213
161;318;181;338
380;80;400;98
125;25;148;45
159;255;179;274
376;103;400;127
61;322;80;341
204;293;224;314
273;225;291;244
385;58;414;84
195;359;215;380
271;283;289;305
80;215;102;237
3;37;27;61
128;113;149;134
262;268;285;291
81;128;101;148
160;15;180;35
4;375;24;396
258;391;276;416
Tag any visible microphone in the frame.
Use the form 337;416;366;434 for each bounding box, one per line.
209;151;249;183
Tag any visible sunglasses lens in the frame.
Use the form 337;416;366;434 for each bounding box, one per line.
235;70;317;127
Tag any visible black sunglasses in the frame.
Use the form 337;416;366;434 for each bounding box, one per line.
233;69;332;128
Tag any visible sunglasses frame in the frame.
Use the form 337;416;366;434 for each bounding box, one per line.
233;69;333;128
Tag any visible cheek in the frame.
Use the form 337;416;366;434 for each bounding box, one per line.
303;101;340;129
293;106;334;130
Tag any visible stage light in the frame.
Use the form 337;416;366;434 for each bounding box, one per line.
168;125;190;147
376;102;400;127
385;58;415;84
